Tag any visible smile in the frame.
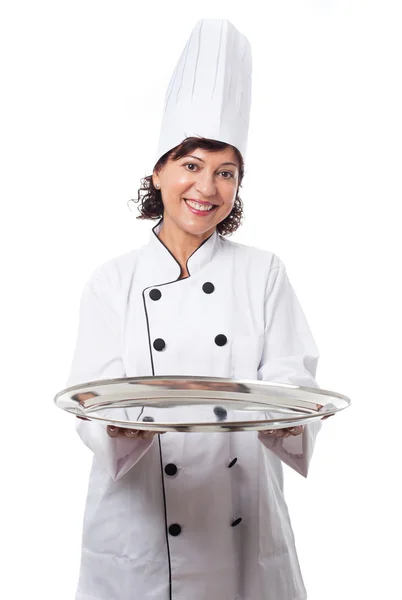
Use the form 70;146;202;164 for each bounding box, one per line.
184;199;218;213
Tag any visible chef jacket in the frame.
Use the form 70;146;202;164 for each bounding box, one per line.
66;220;321;600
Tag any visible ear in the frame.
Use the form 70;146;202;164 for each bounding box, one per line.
152;171;160;188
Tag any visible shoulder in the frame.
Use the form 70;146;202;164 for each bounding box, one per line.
219;236;285;274
85;247;141;292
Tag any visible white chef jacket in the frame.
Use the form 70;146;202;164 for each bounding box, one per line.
67;221;321;600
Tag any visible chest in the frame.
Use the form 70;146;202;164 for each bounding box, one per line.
122;257;267;379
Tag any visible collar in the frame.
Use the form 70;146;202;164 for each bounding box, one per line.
144;219;221;281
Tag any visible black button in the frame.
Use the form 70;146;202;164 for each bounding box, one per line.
228;458;237;468
142;416;154;422
214;406;227;420
153;338;166;351
165;463;178;476
202;282;215;294
214;334;227;347
169;524;182;536
149;289;162;301
231;518;242;527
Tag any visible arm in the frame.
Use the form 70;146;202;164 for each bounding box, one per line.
66;266;154;481
257;261;321;477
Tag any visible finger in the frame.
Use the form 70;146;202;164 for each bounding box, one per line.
288;426;304;436
124;429;140;438
260;429;275;436
321;414;335;420
263;429;287;437
107;425;120;438
273;428;288;438
138;430;154;439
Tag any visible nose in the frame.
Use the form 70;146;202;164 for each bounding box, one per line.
195;170;217;197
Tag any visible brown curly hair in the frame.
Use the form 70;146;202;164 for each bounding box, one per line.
132;136;245;236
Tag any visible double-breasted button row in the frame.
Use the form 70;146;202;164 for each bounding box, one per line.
152;334;228;351
148;282;223;351
165;456;241;536
169;520;241;536
166;457;236;473
149;282;215;302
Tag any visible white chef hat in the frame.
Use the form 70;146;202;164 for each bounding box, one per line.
154;18;252;166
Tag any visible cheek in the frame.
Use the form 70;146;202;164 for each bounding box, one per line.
221;190;237;212
161;177;193;200
215;201;234;223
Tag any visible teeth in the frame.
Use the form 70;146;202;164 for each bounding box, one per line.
185;199;214;212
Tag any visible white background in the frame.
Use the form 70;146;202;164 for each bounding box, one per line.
1;1;401;598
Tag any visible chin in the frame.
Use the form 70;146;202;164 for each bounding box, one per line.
180;220;217;237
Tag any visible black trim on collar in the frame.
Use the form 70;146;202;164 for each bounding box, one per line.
151;219;216;278
151;220;182;279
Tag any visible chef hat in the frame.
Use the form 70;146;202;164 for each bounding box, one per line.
154;18;252;166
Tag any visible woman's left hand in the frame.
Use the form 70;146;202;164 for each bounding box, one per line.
260;426;304;438
260;413;334;438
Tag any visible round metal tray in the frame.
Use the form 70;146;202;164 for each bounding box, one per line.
54;376;351;432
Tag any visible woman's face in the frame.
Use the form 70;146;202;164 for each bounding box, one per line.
153;146;240;237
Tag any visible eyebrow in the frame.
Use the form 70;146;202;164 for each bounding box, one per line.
184;155;238;169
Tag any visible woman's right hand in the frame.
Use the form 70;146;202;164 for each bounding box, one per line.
76;416;159;439
106;426;157;440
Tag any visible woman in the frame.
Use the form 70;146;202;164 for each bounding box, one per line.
67;135;322;600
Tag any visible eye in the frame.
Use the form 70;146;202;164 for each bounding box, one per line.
183;163;235;179
183;162;199;171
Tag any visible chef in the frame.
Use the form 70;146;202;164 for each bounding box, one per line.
67;18;322;600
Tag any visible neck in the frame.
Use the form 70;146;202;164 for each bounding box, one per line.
157;216;215;277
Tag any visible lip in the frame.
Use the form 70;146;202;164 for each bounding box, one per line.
184;198;218;216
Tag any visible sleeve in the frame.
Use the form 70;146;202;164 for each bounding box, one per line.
257;261;321;478
66;266;154;481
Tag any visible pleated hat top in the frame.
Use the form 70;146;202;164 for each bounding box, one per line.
154;18;252;166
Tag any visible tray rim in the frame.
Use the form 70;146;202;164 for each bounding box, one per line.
70;411;330;432
55;375;351;404
54;376;350;431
